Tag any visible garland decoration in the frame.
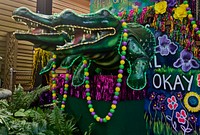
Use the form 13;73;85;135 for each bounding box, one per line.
83;19;128;123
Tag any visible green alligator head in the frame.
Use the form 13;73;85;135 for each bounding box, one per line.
12;7;121;54
12;7;156;90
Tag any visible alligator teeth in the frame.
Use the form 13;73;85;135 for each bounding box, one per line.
89;30;91;34
72;28;74;31
97;32;100;39
82;34;86;42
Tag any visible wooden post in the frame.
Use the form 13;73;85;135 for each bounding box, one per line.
36;0;52;14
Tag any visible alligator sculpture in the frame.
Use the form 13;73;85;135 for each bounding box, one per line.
12;7;156;90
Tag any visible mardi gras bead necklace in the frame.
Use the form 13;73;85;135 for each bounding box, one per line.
82;20;128;123
51;16;128;122
51;54;70;110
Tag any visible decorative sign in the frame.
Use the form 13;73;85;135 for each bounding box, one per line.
90;0;154;13
145;31;200;134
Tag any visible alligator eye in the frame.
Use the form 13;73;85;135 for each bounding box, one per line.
100;10;111;17
61;10;75;19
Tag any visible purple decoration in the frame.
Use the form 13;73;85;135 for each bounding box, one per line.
157;94;166;103
156;35;178;56
99;118;103;123
195;27;199;31
112;100;117;105
176;92;183;100
86;88;90;92
91;112;95;116
122;41;127;46
116;83;121;87
159;104;166;112
121;56;126;60
123;29;128;33
186;7;191;11
114;96;119;100
85;76;89;80
108;112;113;117
46;74;147;103
62;101;65;104
149;92;156;101
173;49;199;72
188;114;197;124
190;18;194;21
166;0;177;7
118;69;123;73
87;100;92;104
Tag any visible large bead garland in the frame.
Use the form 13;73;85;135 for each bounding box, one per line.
83;20;128;123
51;54;70;110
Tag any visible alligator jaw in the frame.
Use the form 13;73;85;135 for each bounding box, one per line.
56;25;116;50
12;15;56;35
12;15;117;50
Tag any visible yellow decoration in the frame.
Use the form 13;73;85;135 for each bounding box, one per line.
52;74;56;78
115;87;120;92
122;46;127;51
120;60;125;65
61;104;65;108
63;94;67;98
52;93;56;97
118;73;123;78
188;14;193;19
85;84;90;88
32;48;52;88
122;22;127;27
96;117;100;122
183;92;200;112
173;4;187;21
89;108;94;112
84;72;89;76
64;84;69;88
53;54;56;58
123;32;128;37
52;65;56;68
87;96;91;101
52;84;56;88
154;1;167;14
111;104;116;109
65;74;70;77
193;24;197;29
83;60;87;64
105;115;111;121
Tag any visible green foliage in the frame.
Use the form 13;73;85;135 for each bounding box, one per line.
0;85;82;135
8;84;50;113
48;106;78;135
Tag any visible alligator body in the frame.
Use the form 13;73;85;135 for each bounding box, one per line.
12;7;156;90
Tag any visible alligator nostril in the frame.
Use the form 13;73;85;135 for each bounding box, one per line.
13;7;30;16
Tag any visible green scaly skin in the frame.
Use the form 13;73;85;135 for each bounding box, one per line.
12;7;156;90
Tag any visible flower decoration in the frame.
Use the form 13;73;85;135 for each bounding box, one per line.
154;1;167;14
149;92;156;100
157;94;166;103
173;4;188;21
188;114;197;124
153;101;159;110
156;35;178;56
166;0;177;8
173;49;199;72
159;104;166;112
167;95;178;110
176;92;183;100
176;109;187;124
183;92;200;112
